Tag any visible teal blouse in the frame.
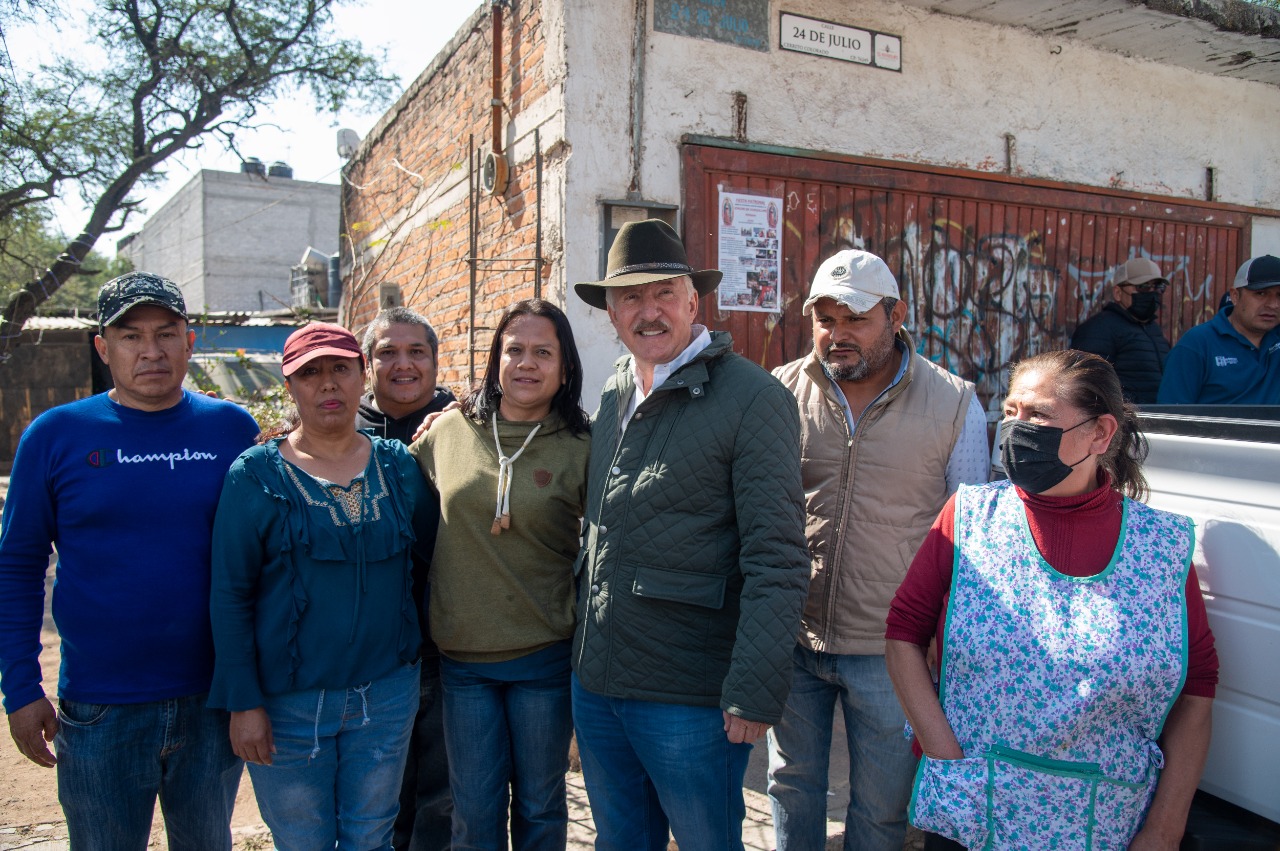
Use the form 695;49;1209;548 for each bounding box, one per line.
208;435;435;710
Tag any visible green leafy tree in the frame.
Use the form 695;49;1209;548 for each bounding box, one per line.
0;209;131;311
0;0;394;360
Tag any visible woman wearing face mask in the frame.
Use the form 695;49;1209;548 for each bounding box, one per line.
885;349;1217;851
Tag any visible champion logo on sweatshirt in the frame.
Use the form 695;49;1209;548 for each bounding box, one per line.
86;447;219;469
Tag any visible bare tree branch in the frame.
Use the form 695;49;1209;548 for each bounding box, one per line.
0;0;394;360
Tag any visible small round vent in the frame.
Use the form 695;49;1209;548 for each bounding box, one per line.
480;150;509;196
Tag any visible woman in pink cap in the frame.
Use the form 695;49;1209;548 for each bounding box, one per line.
209;321;437;850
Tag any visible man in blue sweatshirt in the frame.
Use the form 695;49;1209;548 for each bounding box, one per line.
1158;255;1280;404
0;272;259;850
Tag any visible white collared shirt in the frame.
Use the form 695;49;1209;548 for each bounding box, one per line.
619;325;712;435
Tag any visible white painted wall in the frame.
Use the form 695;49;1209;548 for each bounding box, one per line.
560;0;641;407
557;0;1280;410
1253;216;1280;258
633;0;1280;205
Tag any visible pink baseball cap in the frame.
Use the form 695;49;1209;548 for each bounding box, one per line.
281;322;363;377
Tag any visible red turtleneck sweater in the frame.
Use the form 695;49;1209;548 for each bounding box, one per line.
885;479;1218;699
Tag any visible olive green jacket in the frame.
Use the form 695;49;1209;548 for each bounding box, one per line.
572;332;810;723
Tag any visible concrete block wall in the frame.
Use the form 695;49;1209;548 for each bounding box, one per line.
119;178;206;306
120;170;340;315
200;174;341;313
342;0;555;395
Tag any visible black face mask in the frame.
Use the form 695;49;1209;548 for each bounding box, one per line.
1000;418;1095;494
1127;291;1160;322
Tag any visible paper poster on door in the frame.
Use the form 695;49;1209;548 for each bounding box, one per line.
717;190;782;313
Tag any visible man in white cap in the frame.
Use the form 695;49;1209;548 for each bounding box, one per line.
1158;254;1280;404
1071;257;1173;404
768;249;989;850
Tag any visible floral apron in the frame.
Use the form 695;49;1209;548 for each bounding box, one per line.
909;481;1193;850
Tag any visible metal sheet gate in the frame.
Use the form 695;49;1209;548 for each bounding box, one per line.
682;143;1251;403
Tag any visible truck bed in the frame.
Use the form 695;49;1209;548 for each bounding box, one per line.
1141;406;1280;826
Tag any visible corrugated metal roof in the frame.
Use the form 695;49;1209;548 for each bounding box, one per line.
21;316;96;331
21;310;329;333
897;0;1280;86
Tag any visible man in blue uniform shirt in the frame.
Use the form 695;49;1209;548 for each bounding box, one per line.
1158;255;1280;404
0;273;259;850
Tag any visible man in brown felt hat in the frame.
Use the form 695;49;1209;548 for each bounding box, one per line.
569;219;810;850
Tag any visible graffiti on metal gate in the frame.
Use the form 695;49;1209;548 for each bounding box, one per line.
813;204;1217;405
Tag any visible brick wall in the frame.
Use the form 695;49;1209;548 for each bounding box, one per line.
341;0;552;396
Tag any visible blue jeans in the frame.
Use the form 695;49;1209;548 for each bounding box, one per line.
767;647;917;851
571;675;751;851
393;656;453;851
55;692;240;851
439;656;572;850
248;661;419;851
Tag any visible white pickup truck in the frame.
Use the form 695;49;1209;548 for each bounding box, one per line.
1140;406;1280;843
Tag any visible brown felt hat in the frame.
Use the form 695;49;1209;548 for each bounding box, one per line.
574;219;722;310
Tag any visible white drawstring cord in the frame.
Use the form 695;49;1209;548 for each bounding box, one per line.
310;690;325;759
354;682;372;727
491;412;541;535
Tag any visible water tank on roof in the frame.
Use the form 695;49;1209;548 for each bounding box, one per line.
268;161;293;179
241;157;267;177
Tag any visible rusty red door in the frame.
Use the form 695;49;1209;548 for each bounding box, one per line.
683;143;1249;404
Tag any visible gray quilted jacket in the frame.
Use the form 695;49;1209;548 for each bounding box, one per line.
572;331;810;723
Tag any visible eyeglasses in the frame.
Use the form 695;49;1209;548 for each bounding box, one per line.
1119;282;1168;294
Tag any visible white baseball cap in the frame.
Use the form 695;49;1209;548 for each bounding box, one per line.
802;250;900;316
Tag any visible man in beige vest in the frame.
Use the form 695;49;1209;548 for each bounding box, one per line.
769;249;989;850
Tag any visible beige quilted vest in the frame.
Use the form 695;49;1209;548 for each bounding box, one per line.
773;334;973;655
